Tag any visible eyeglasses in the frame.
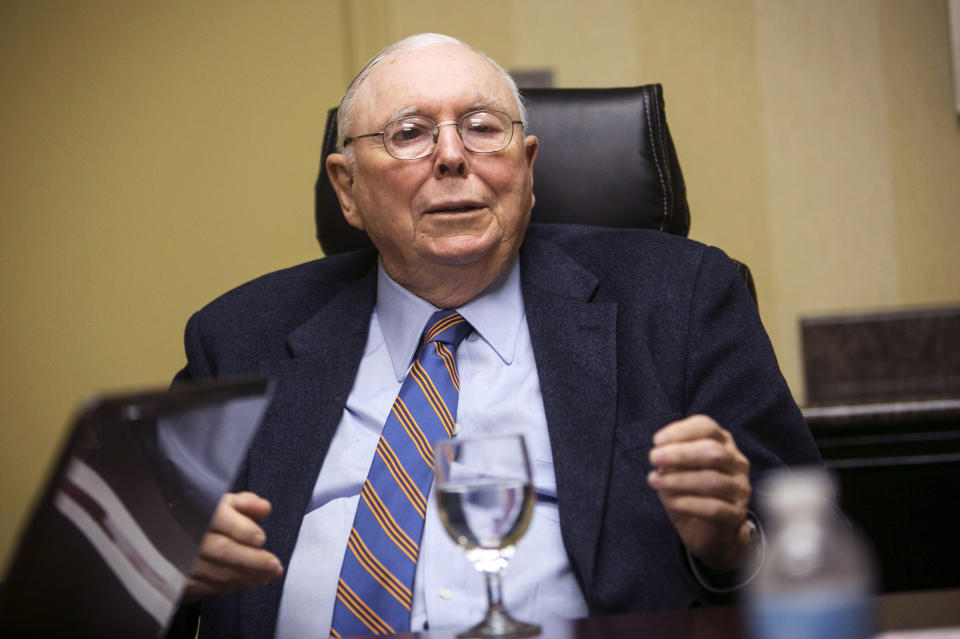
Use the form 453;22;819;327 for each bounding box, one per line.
343;109;523;160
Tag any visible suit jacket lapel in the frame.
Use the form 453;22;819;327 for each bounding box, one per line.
238;264;377;637
520;235;618;598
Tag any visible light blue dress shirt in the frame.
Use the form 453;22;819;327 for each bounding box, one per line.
274;258;589;638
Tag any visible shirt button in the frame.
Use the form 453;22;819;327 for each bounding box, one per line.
438;588;453;600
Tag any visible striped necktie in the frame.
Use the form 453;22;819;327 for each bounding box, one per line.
330;310;472;637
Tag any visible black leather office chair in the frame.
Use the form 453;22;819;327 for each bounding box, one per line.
314;84;757;302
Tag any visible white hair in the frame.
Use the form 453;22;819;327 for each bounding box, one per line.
335;33;527;157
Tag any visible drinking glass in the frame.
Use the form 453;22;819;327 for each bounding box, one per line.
434;434;541;638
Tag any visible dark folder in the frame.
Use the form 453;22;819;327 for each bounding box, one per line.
0;377;272;638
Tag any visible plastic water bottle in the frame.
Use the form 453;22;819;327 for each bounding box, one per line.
746;468;876;639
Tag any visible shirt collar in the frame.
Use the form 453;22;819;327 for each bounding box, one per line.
376;257;524;382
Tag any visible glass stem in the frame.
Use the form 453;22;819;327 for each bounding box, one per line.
484;569;507;614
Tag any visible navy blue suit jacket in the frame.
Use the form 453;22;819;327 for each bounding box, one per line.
174;224;821;637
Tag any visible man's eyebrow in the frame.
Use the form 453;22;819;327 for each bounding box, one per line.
390;105;421;121
467;92;510;113
373;105;421;130
378;94;513;128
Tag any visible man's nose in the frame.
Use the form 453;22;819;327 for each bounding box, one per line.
433;122;468;177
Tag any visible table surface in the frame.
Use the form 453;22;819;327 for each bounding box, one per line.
347;588;960;639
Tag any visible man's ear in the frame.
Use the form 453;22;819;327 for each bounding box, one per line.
325;152;364;230
524;134;539;210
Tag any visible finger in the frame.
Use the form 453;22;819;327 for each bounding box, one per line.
186;574;277;599
647;468;750;503
208;493;270;547
228;491;273;521
189;532;283;599
649;438;749;474
197;530;282;572
186;557;279;599
652;415;729;446
192;550;282;584
186;576;238;600
653;493;747;527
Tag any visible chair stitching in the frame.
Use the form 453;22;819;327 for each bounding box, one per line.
650;87;675;231
643;90;669;232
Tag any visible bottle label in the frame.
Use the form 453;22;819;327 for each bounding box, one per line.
747;593;873;639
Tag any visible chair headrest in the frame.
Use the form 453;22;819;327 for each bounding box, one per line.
314;84;690;254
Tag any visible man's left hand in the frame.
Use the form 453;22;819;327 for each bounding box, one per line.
647;415;754;572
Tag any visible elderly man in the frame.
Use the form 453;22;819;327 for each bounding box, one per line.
173;33;820;638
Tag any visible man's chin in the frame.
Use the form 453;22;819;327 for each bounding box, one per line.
418;233;503;266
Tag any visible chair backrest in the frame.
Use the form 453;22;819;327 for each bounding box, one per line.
315;84;689;253
522;85;690;237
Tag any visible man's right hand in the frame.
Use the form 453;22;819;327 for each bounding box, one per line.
184;491;284;601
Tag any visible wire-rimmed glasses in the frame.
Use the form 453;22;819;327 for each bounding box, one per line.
343;110;523;160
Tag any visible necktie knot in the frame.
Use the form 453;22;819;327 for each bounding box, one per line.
422;310;471;348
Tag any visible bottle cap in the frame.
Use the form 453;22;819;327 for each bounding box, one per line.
760;466;836;516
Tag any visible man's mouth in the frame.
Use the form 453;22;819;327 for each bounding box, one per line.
425;201;485;214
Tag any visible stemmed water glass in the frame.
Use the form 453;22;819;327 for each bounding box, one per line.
433;433;541;638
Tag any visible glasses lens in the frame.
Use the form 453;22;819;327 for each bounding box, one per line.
383;116;435;159
460;111;513;152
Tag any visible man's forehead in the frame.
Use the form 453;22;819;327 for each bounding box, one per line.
355;44;517;124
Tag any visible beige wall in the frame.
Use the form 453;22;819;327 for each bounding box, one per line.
2;0;958;570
